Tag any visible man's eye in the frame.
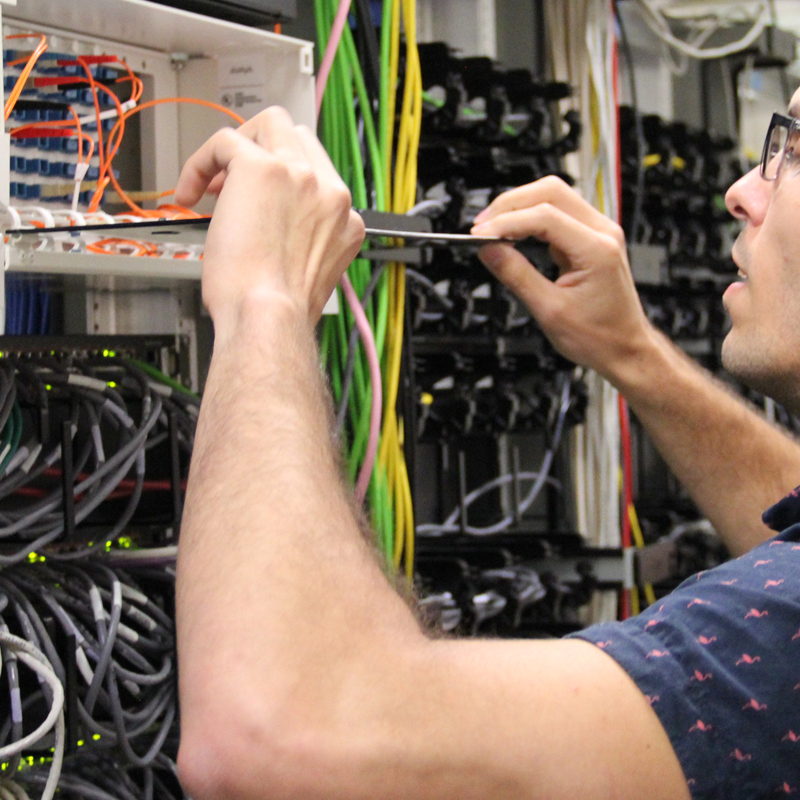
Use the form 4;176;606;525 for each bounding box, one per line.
785;144;800;166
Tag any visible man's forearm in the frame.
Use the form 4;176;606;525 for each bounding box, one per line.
176;300;421;792
611;327;800;554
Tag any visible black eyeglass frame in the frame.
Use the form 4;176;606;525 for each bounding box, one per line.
761;111;800;181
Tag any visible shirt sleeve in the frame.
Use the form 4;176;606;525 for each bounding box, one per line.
566;536;800;800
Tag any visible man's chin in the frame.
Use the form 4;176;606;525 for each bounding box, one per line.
722;335;800;415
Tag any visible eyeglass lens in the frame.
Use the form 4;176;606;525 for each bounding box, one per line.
764;122;788;180
763;117;800;180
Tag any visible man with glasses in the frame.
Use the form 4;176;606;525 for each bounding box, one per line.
174;100;800;800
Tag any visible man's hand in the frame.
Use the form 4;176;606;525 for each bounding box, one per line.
471;176;800;556
471;176;653;379
174;107;365;334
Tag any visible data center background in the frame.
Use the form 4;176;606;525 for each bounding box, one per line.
0;0;799;797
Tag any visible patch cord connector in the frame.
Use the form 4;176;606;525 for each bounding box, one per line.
4;50;127;210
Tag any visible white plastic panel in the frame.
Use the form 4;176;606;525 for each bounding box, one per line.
1;0;316;334
6;0;311;62
417;0;497;58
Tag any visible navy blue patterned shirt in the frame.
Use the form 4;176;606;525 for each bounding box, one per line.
569;491;800;799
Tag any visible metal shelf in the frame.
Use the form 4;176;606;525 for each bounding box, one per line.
3;211;504;282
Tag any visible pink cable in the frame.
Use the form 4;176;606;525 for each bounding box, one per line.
315;0;353;117
339;272;382;504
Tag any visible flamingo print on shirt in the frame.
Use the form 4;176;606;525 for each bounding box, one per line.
565;483;800;798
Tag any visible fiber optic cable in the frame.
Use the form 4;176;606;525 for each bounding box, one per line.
315;0;394;556
315;0;353;117
314;0;421;575
3;34;48;121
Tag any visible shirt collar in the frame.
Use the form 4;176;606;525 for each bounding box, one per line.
762;483;800;532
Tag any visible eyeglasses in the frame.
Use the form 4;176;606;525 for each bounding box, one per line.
761;112;800;181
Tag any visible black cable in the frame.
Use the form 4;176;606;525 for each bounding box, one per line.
353;0;381;110
613;0;646;243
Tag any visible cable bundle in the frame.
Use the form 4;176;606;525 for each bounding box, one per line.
0;561;179;800
3;31;243;217
315;0;422;579
416;376;579;537
0;353;197;564
632;0;770;67
23;751;183;800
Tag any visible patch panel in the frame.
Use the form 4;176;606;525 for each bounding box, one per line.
0;0;315;343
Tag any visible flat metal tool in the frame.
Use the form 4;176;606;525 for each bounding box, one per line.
6;216;514;249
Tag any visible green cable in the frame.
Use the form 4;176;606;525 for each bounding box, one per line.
331;27;374;470
315;0;396;558
342;21;385;210
421;89;519;136
128;359;199;399
374;267;389;364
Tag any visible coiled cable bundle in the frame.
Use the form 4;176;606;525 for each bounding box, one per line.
0;562;178;799
0;354;197;563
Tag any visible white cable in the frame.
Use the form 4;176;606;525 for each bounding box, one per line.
0;635;63;750
416;471;562;536
406;197;451;216
0;205;23;230
418;381;572;536
634;0;769;59
18;207;55;229
71;163;90;214
0;635;63;800
83;211;116;226
76;99;136;127
51;210;86;227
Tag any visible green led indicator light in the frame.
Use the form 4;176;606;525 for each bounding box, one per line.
107;381;117;388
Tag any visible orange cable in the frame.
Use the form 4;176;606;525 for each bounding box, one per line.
102;98;245;215
4;34;48;120
86;238;159;257
75;56;106;179
76;58;130;212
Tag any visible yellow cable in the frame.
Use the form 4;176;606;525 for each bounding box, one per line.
631;585;641;616
379;0;422;577
628;504;657;607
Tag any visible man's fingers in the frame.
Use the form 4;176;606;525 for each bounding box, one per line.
205;171;226;197
472;203;618;271
174;127;253;207
473;175;619;238
478;244;556;320
176;109;319;207
294;125;346;187
232;106;301;155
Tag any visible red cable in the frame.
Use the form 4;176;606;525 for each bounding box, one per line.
611;1;623;224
